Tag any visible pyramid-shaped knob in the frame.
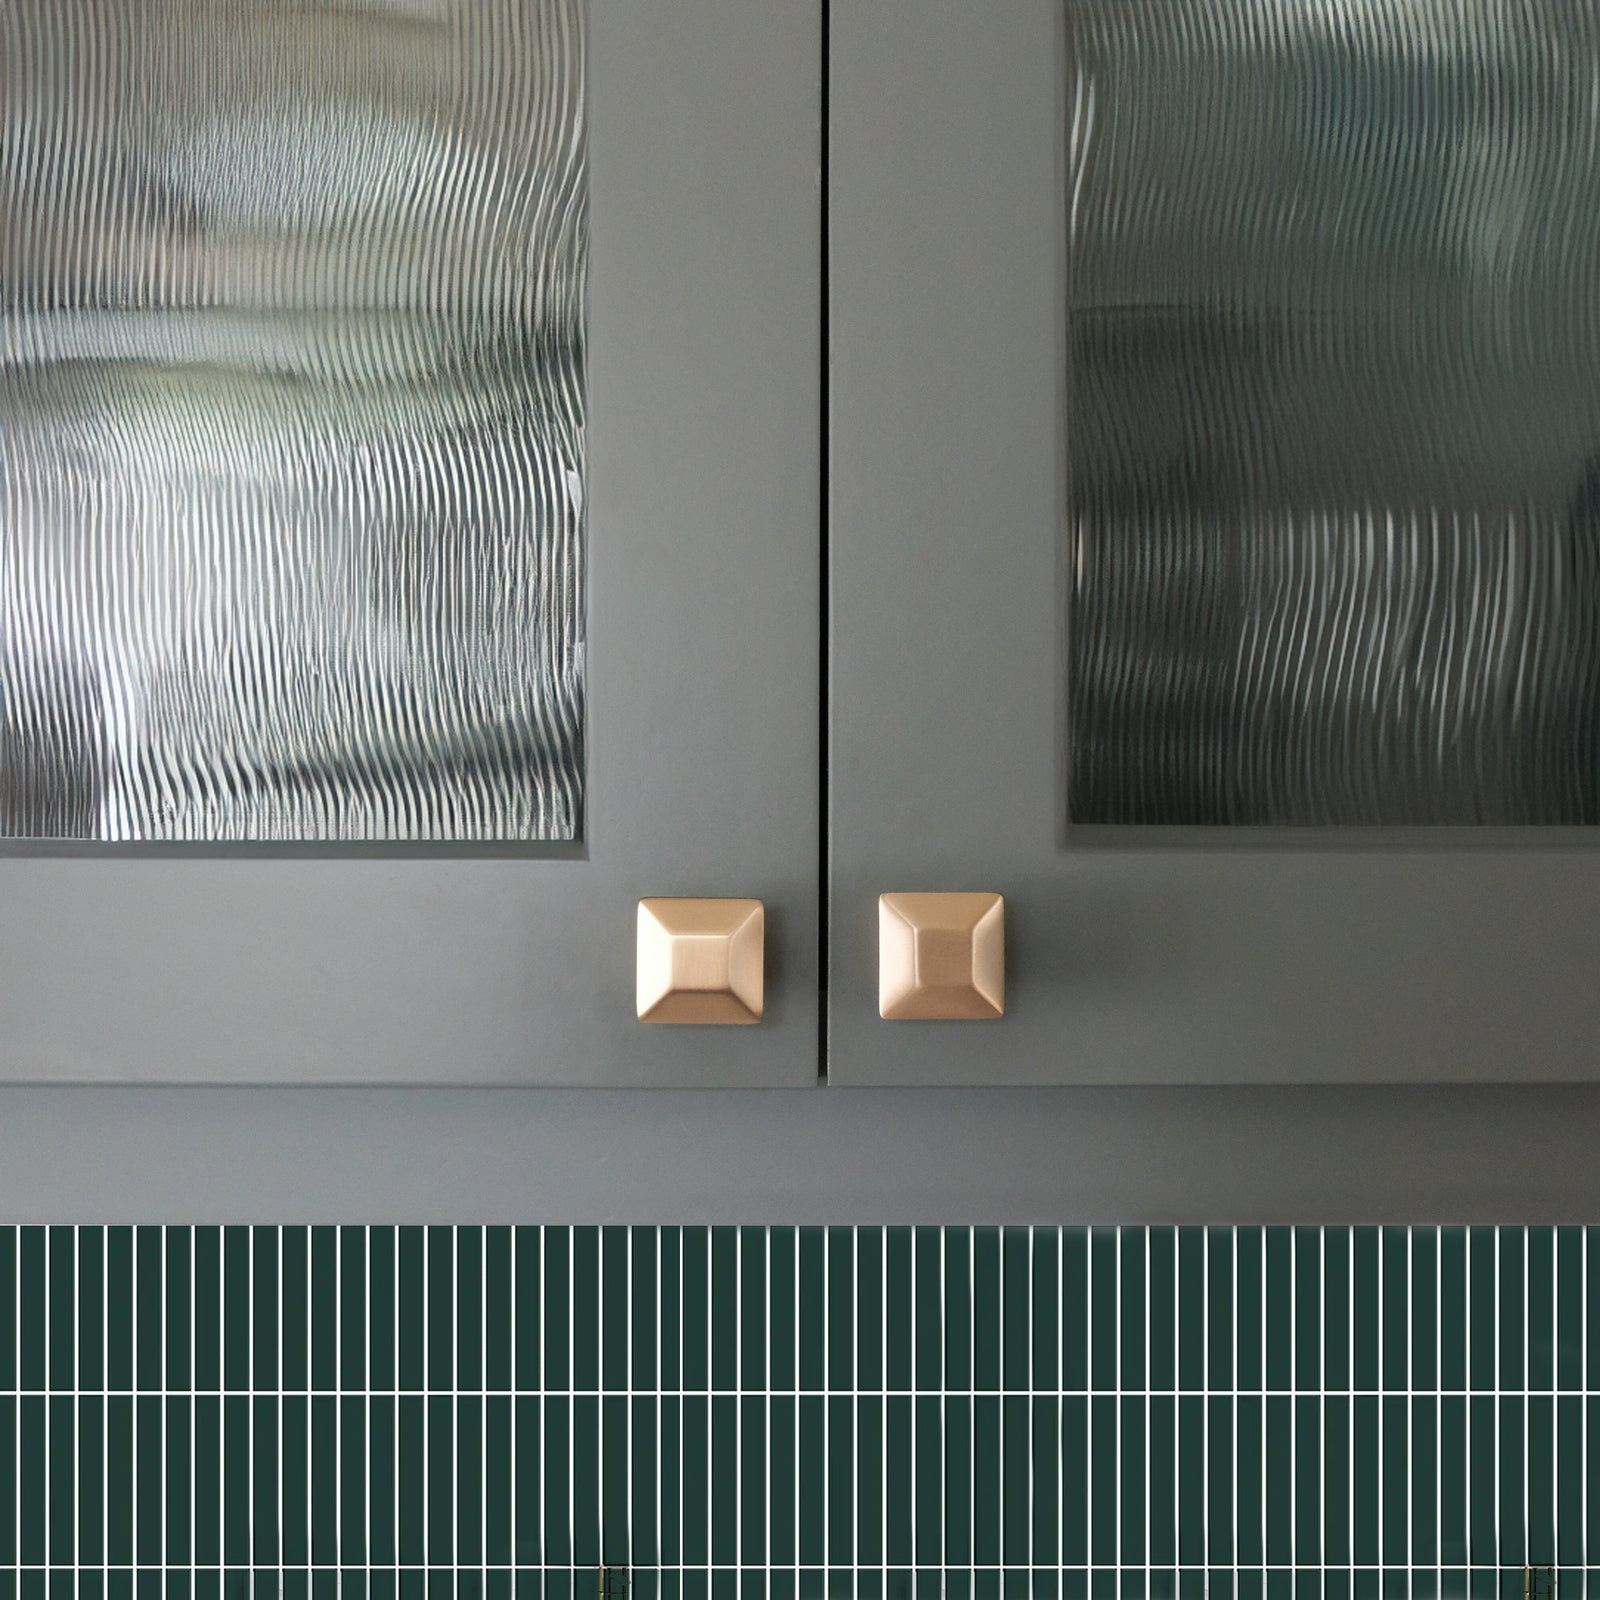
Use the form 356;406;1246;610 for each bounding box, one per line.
879;892;1004;1020
637;898;765;1024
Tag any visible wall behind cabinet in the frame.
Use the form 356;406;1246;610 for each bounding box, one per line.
3;1225;1594;1599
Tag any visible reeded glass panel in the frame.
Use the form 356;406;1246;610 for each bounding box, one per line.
2;0;585;840
1068;0;1600;824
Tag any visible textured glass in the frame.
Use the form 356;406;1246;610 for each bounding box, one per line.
1068;0;1600;825
2;0;585;840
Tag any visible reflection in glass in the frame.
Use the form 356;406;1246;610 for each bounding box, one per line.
1068;0;1600;824
2;0;585;840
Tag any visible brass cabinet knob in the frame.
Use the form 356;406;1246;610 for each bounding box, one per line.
636;898;765;1024
879;892;1004;1020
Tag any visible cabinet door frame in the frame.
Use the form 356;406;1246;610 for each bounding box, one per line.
826;0;1600;1086
0;0;821;1087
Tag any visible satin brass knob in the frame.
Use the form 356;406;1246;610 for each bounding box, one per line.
637;898;765;1024
879;892;1004;1020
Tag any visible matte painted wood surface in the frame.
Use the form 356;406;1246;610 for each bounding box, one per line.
0;2;820;1085
826;0;1600;1083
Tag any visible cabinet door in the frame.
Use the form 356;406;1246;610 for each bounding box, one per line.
0;1;819;1085
828;0;1600;1084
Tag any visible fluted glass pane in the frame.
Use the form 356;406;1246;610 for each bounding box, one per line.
1068;0;1600;825
2;0;585;840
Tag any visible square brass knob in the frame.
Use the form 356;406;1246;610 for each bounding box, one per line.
637;898;765;1024
879;892;1004;1020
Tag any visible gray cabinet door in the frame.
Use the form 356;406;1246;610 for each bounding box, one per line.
827;0;1600;1084
0;1;819;1086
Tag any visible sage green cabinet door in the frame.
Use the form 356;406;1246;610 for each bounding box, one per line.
828;0;1600;1084
0;1;820;1085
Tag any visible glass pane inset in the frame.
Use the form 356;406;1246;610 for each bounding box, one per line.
2;0;585;840
1067;0;1600;825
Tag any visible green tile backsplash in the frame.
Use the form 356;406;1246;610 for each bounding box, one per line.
0;1228;1594;1600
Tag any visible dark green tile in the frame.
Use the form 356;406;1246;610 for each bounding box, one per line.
1148;1393;1176;1566
1091;1229;1117;1393
512;1226;541;1392
627;1393;656;1565
857;1226;885;1393
712;1227;739;1393
768;1392;795;1566
543;1227;572;1393
1266;1228;1292;1392
1176;1230;1204;1393
1295;1393;1322;1562
1208;1228;1235;1392
1380;1395;1407;1565
1061;1393;1089;1565
628;1225;658;1394
17;1230;42;1394
48;1227;76;1392
77;1393;105;1565
1090;1394;1115;1565
1176;1394;1204;1565
1528;1227;1556;1394
1439;1226;1467;1394
740;1226;767;1393
281;1226;309;1392
658;1392;681;1565
304;1227;336;1396
1351;1394;1378;1564
1120;1228;1147;1393
830;1227;857;1393
681;1388;713;1561
826;1391;853;1566
1438;1394;1466;1564
1119;1394;1146;1564
1556;1393;1583;1564
282;1393;310;1565
1206;1394;1233;1564
1526;1394;1555;1564
940;1395;966;1568
1293;1228;1322;1393
1323;1396;1349;1565
740;1393;766;1565
1032;1228;1059;1391
1498;1394;1525;1565
1498;1229;1526;1393
1001;1391;1028;1563
45;1392;72;1565
456;1395;485;1565
798;1229;824;1393
571;1392;599;1564
1063;1228;1089;1393
1380;1229;1410;1392
798;1393;824;1565
713;1392;739;1565
1555;1226;1582;1391
425;1226;456;1395
1003;1228;1030;1393
1032;1393;1060;1565
921;1395;940;1568
1322;1226;1350;1394
1235;1393;1263;1566
542;1394;571;1564
1409;1396;1435;1565
886;1228;913;1393
972;1393;999;1566
1265;1394;1290;1565
767;1227;795;1394
457;1226;486;1394
1352;1229;1380;1393
1466;1395;1495;1565
918;1227;945;1392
